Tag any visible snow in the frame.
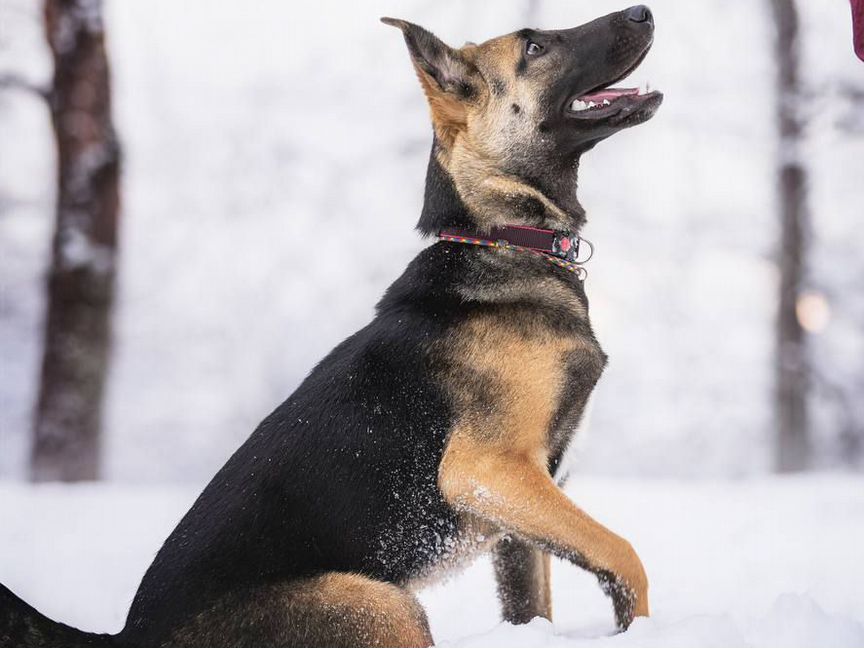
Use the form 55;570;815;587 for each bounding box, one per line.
2;475;863;647
2;2;863;644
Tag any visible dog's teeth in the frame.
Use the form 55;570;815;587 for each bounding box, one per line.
602;99;611;106
587;101;596;108
637;81;651;96
570;99;589;111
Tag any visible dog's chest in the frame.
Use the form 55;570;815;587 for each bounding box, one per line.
545;332;606;472
439;305;606;459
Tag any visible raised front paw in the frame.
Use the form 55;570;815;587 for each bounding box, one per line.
596;542;649;630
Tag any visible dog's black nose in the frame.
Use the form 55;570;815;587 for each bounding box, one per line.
625;5;653;25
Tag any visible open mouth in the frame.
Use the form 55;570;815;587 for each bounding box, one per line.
567;83;659;117
564;46;662;122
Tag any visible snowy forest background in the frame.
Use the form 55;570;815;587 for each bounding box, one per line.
1;1;863;646
2;0;864;482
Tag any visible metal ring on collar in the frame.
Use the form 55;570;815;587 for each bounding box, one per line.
576;237;594;264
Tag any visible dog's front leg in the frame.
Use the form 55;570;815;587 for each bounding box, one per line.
439;433;648;630
492;535;552;624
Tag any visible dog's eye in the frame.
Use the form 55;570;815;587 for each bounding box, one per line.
525;41;544;56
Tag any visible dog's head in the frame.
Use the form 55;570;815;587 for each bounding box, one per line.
384;6;662;233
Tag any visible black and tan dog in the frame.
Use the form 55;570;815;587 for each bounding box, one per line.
1;6;662;647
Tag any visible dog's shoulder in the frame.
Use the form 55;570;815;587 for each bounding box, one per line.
407;242;606;456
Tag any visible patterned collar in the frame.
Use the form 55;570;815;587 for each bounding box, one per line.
438;225;594;281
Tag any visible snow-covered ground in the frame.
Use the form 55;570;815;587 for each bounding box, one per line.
2;475;863;647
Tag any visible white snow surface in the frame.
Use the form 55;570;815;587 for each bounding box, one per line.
2;475;863;647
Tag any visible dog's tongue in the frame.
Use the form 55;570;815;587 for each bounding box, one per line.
579;87;640;102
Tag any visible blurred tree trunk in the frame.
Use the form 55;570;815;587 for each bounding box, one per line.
31;0;120;482
769;0;810;472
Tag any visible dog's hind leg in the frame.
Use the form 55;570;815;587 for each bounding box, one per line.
492;536;552;624
168;573;432;648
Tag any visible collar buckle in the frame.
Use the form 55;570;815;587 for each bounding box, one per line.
552;232;593;264
552;232;579;262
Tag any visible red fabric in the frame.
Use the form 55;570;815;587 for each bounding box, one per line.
853;0;864;61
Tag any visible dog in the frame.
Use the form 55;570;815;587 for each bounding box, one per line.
1;6;662;647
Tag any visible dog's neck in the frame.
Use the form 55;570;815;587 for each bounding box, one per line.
416;140;586;236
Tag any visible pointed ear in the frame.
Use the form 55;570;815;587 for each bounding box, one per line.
381;17;479;100
382;18;481;146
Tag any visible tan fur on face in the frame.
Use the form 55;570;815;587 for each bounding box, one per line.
421;34;573;231
458;36;548;161
413;63;475;150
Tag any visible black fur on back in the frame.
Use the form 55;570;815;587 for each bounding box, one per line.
121;243;478;644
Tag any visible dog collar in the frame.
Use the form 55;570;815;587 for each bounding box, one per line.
438;225;593;280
